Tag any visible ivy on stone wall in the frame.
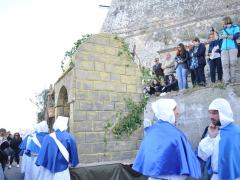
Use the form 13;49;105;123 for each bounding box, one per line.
102;35;153;138
115;35;134;62
61;34;92;72
111;96;148;138
65;34;92;58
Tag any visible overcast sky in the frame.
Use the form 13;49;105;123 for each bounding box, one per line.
0;0;111;132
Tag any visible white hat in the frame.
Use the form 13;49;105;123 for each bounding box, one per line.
151;98;177;125
209;98;234;127
35;121;49;133
53;116;69;132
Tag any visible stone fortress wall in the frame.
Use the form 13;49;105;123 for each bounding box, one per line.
102;0;240;68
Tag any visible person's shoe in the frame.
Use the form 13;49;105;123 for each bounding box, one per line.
8;165;12;169
16;164;20;168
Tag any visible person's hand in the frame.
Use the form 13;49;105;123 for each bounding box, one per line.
208;124;219;138
178;60;183;63
222;34;228;39
227;35;233;39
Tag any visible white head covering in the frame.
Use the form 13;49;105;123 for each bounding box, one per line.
35;121;49;133
53;116;69;132
33;123;38;132
151;98;177;125
208;98;234;127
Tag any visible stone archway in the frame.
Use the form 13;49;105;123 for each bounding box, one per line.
56;86;70;117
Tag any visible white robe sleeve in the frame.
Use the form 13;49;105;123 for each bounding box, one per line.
198;136;215;161
143;118;152;128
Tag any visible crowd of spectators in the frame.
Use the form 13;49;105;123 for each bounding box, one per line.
0;128;22;179
143;16;240;96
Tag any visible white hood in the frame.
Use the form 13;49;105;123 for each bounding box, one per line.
151;98;177;125
53;116;69;132
208;98;234;127
35;121;49;133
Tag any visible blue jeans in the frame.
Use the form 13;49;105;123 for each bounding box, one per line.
176;65;188;89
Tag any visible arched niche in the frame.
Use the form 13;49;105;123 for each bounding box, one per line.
56;86;70;117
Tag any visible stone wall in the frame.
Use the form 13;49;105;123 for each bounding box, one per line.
102;0;240;68
145;84;240;149
54;33;144;163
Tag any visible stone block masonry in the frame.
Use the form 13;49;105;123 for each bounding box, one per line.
54;33;143;163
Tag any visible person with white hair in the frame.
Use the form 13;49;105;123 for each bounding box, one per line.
24;121;49;180
36;116;79;180
198;98;240;180
133;98;201;180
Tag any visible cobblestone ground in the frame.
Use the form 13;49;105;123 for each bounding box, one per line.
4;163;23;180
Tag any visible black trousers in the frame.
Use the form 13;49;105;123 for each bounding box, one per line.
10;150;20;165
208;57;223;83
196;64;206;85
190;69;197;86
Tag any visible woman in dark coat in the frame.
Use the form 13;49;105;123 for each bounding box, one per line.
9;132;22;168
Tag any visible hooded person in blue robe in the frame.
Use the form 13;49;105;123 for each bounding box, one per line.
19;127;36;174
198;98;240;180
24;121;49;180
36;116;79;180
132;99;201;180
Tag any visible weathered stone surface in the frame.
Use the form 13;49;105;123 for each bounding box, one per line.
94;62;105;72
99;72;110;81
87;111;99;121
99;111;115;121
78;61;95;71
73;111;87;121
105;64;126;74
77;70;101;81
75;132;86;143
81;81;94;90
73;121;93;132
110;73;121;81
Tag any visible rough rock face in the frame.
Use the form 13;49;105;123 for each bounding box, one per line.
102;0;240;67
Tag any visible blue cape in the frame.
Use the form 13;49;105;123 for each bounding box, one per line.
27;132;48;154
133;120;201;179
19;134;31;156
35;130;79;173
218;123;240;179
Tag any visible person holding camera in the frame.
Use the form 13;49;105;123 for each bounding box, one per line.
175;43;189;90
208;32;223;83
219;16;240;84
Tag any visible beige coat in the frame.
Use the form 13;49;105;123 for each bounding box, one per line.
161;58;175;76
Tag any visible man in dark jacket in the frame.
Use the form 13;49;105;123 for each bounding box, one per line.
152;58;164;79
192;37;207;86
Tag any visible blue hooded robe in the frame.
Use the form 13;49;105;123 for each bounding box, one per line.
198;98;240;180
218;123;240;179
36;129;79;173
133;120;201;179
